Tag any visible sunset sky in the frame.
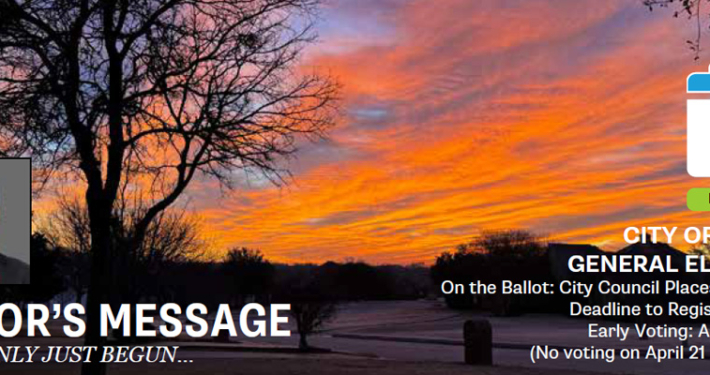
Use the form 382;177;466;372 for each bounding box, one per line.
37;0;710;264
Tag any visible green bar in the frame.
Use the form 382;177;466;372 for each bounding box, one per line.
688;188;710;211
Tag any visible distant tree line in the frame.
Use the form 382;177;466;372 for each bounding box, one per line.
431;230;556;315
431;230;710;322
16;203;432;350
16;247;432;309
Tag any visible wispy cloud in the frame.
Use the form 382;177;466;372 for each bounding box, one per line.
40;0;710;264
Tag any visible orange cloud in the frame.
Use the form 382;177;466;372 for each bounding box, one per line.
36;1;710;264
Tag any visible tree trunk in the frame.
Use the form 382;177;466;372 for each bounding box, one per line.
81;213;112;375
299;333;309;351
75;288;83;305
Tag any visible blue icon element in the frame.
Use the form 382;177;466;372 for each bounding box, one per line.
688;67;710;93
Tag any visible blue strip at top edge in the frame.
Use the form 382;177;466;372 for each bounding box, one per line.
688;72;710;92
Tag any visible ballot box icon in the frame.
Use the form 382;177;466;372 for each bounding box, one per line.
687;67;710;177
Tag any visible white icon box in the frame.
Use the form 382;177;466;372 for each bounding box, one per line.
687;67;710;177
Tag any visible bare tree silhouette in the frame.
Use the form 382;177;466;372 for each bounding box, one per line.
40;197;205;307
644;0;706;59
0;1;337;374
291;298;337;350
